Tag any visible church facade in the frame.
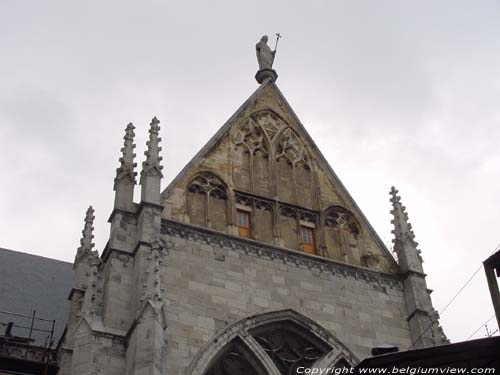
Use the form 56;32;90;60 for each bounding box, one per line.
59;38;447;375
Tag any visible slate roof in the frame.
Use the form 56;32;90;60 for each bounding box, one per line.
0;248;73;347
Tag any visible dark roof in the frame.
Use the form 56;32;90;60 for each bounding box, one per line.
357;336;500;369
0;248;73;347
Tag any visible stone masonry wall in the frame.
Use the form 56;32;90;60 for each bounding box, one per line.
160;219;412;374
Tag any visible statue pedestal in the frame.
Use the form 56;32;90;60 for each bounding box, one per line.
255;69;278;84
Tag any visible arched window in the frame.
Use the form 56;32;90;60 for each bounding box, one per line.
234;118;270;196
275;128;313;208
188;310;358;375
187;172;228;231
323;206;361;264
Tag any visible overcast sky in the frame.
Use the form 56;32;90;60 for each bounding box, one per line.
1;0;499;344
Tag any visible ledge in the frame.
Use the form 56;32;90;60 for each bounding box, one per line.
161;218;403;291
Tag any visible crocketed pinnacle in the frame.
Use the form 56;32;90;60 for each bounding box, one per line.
140;117;163;183
76;206;95;260
389;187;418;247
114;123;137;189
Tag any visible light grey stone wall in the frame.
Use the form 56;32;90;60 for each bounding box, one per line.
160;220;412;374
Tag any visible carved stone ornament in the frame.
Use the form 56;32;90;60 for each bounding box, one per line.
188;172;228;200
161;219;403;291
276;128;310;167
324;207;359;235
253;110;286;142
234;119;269;156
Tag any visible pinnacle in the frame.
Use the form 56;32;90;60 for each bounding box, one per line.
76;206;96;260
140;116;164;181
389;186;418;246
115;122;138;189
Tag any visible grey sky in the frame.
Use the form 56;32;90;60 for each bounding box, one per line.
1;0;499;343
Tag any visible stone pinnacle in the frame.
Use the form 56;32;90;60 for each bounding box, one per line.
114;122;137;190
140;116;163;183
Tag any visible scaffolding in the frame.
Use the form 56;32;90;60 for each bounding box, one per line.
0;309;57;375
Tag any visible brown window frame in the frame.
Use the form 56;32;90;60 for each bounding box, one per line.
301;226;316;255
237;209;251;238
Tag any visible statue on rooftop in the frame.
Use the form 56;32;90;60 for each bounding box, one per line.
255;34;281;84
256;35;276;70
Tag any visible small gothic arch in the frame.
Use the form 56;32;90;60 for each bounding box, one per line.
251;109;287;143
323;206;363;264
324;206;360;236
274;128;314;208
233;117;272;196
186;172;229;231
186;309;359;375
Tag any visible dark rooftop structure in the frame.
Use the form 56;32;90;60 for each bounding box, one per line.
0;247;73;346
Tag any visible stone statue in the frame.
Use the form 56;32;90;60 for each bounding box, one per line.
256;35;276;70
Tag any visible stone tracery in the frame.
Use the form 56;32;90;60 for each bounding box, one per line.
275;128;309;167
234;119;269;156
324;206;359;235
253;110;286;142
188;172;228;200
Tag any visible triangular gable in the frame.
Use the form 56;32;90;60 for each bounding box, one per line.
161;80;398;272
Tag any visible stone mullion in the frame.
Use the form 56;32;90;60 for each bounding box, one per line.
291;163;298;204
296;209;302;251
227;130;236;228
270;146;281;244
250;197;257;239
249;152;255;193
240;334;282;375
205;191;210;227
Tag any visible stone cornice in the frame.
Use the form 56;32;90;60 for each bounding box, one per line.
161;218;403;291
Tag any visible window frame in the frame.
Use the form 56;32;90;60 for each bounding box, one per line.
300;225;316;255
236;209;252;238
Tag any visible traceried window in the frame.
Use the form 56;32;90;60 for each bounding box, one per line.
204;338;267;375
237;210;251;238
187;172;228;231
195;310;357;375
301;226;316;255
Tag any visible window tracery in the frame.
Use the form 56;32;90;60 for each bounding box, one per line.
188;173;228;200
204;340;266;375
193;310;358;375
253;110;286;142
252;328;326;374
234;119;269;156
324;206;359;235
275;128;310;167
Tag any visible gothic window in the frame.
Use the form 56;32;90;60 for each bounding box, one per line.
324;206;361;264
324;206;359;236
249;321;331;375
253;109;286;142
204;338;268;375
203;321;332;375
237;210;251;238
194;310;358;375
301;226;316;255
234;119;270;195
187;172;228;231
275;128;313;207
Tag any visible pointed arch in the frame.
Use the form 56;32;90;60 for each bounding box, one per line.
186;309;359;375
186;172;228;231
233;117;271;196
323;205;363;265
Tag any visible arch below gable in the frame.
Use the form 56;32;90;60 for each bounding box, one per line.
186;309;359;375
